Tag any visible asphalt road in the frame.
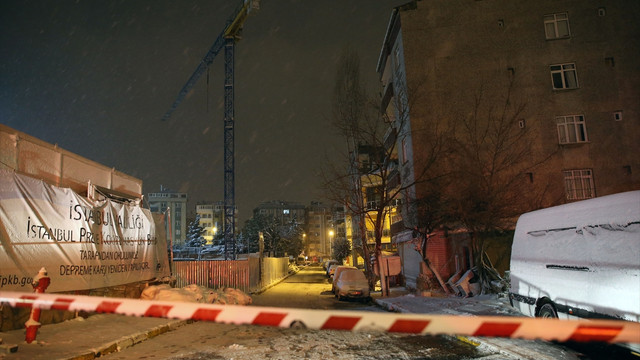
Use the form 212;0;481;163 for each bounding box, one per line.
99;266;515;359
250;265;380;311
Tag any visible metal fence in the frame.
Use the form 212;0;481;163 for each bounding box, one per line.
172;259;250;293
172;256;290;294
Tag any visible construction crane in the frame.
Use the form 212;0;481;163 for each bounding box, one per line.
162;0;259;260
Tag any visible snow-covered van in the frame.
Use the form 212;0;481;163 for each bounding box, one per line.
509;190;640;324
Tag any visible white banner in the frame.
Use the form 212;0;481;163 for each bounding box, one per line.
0;169;170;293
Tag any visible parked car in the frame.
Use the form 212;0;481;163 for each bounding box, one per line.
334;268;370;302
331;265;356;292
324;260;338;272
510;190;640;354
296;256;306;266
327;264;340;278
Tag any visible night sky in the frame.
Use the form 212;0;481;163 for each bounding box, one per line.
1;0;408;224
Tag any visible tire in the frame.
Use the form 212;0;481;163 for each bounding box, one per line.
538;302;558;318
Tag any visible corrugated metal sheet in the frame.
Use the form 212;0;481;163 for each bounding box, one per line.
172;257;290;293
173;260;250;293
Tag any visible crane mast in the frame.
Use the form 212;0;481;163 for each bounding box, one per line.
162;0;259;259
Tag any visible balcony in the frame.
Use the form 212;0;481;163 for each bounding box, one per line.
365;200;380;211
390;212;405;235
387;168;400;191
383;127;397;150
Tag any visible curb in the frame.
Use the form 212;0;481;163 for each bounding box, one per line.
249;267;300;295
67;319;190;360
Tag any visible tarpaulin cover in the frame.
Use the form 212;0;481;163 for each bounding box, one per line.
0;169;170;292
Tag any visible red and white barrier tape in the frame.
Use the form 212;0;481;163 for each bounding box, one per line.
1;291;638;344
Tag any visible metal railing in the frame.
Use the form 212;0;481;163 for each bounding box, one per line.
172;256;291;294
173;259;250;293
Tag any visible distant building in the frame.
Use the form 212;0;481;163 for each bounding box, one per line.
253;200;306;226
147;186;187;247
304;201;333;260
377;0;640;289
196;201;238;245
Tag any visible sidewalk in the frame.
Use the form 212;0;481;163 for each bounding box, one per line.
373;289;579;360
0;288;574;360
0;314;189;360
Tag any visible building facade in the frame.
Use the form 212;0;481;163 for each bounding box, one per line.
253;200;306;226
148;186;188;247
304;201;334;261
196;201;238;245
377;0;640;288
344;145;397;269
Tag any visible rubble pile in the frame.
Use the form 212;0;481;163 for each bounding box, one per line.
141;284;252;305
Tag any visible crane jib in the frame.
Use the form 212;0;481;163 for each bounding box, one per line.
161;1;252;122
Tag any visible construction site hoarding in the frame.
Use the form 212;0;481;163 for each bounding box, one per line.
0;124;142;199
0;169;170;292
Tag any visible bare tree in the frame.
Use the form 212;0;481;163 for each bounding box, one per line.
324;48;448;295
323;47;376;289
444;76;556;293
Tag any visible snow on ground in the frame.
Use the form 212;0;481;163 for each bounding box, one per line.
141;284;252;305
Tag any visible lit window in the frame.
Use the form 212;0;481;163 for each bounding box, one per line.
544;13;570;39
563;169;595;200
550;63;578;89
556;115;588;144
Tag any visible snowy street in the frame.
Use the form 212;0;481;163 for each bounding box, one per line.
98;265;602;360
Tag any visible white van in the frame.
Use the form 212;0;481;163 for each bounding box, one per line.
509;190;640;323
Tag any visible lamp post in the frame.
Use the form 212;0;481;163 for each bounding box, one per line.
328;230;334;259
302;232;307;257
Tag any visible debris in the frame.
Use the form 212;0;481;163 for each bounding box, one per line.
141;284;252;305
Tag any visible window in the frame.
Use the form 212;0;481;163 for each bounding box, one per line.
394;46;401;69
550;63;578;90
556;115;588;144
519;119;526;128
544;13;570;39
401;137;408;164
614;111;623;121
563;169;595;200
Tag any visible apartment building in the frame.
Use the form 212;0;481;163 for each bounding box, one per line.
253;200;306;225
195;201;238;245
305;201;334;260
147;186;187;247
377;0;640;288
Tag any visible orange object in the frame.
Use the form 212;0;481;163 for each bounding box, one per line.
25;268;50;343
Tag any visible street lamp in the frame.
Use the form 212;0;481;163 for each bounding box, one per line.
328;230;334;258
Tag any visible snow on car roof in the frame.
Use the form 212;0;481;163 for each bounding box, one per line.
339;269;366;280
515;190;640;235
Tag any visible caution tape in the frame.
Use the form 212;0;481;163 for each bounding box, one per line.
1;291;639;344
